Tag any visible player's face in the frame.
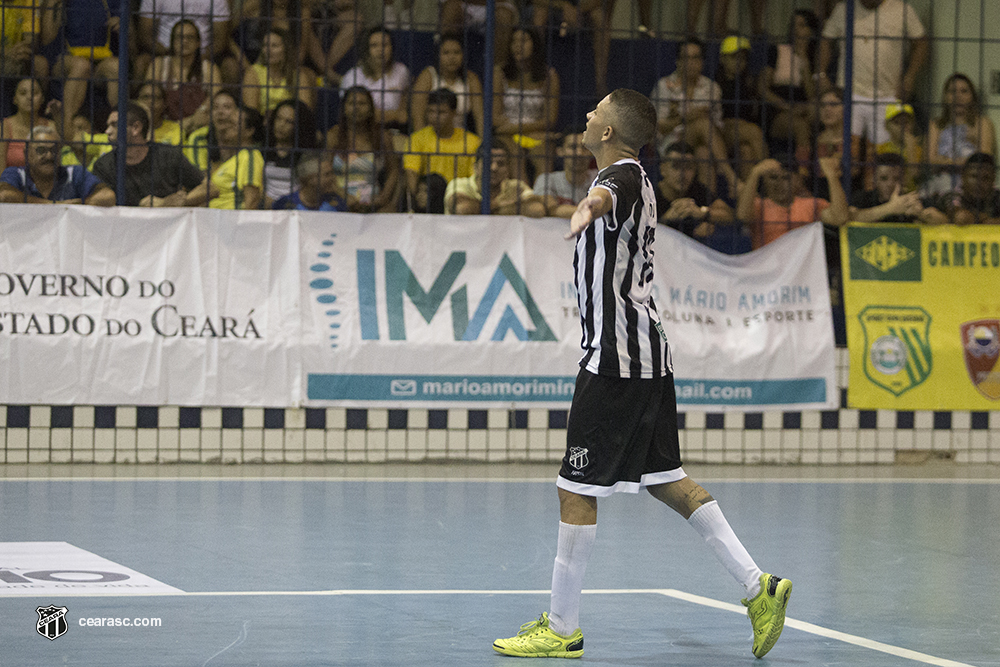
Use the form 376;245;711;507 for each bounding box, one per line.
583;96;611;152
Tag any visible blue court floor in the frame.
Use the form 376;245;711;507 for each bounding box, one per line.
1;463;998;666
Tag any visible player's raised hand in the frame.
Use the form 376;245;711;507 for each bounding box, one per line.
566;194;604;239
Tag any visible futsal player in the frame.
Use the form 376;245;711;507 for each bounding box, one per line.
492;89;792;660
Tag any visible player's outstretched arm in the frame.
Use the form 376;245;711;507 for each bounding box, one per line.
566;188;612;239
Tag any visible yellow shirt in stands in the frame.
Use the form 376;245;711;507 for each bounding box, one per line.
251;63;295;117
210;148;263;209
1;0;36;48
183;126;211;170
153;120;183;146
402;127;480;183
62;122;185;170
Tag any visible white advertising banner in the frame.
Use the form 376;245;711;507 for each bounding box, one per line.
655;223;836;411
0;204;301;406
0;206;834;410
299;213;582;406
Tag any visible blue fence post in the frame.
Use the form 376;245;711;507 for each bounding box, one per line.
841;0;855;203
114;0;131;206
479;0;495;215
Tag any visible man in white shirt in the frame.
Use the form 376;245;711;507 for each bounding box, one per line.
818;0;928;145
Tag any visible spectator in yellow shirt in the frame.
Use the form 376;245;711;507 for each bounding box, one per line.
186;90;265;210
402;88;481;213
1;0;48;78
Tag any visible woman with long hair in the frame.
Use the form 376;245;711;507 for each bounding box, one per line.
144;20;222;136
411;33;484;134
492;26;559;180
797;87;866;196
0;77;55;173
262;98;319;205
242;27;317;115
759;9;821;157
339;26;411;131
325;85;400;212
926;73;996;194
185;89;265;210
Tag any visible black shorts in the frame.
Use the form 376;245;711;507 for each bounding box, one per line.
557;368;686;497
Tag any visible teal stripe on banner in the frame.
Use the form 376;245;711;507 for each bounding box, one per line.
309;374;578;402
673;378;826;405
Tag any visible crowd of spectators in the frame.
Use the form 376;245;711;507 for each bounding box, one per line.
0;0;997;235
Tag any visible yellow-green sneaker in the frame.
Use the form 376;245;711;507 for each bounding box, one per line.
742;573;792;658
493;612;584;658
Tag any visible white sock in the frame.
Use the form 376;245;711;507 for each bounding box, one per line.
687;501;764;598
549;521;597;637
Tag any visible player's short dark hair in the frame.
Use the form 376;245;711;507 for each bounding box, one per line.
607;88;656;151
427;87;458;111
873;153;905;169
124;101;150;139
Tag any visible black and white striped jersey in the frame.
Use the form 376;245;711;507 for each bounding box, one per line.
573;158;671;379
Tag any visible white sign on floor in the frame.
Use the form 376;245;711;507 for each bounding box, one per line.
0;542;182;596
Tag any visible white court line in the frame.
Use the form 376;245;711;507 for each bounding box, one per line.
0;587;975;667
1;477;998;484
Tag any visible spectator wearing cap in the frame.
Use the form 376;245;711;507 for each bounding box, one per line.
737;154;848;248
656;141;747;254
922;152;1000;225
877;103;922;191
444;143;544;217
0;125;114;205
850;153;931;223
716;35;767;181
402;88;481;213
273;155;347;211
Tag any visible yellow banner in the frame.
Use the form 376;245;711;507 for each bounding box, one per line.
841;222;1000;409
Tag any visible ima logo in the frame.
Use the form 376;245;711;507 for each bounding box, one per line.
356;250;556;342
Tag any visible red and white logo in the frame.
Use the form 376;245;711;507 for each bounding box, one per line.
961;320;1000;400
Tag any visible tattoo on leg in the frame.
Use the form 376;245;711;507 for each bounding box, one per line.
685;486;714;509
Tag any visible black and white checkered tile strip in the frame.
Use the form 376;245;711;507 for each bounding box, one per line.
1;401;997;464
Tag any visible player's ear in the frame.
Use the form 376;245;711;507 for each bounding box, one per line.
601;125;613;143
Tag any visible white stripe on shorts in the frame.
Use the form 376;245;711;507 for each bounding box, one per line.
556;466;687;497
